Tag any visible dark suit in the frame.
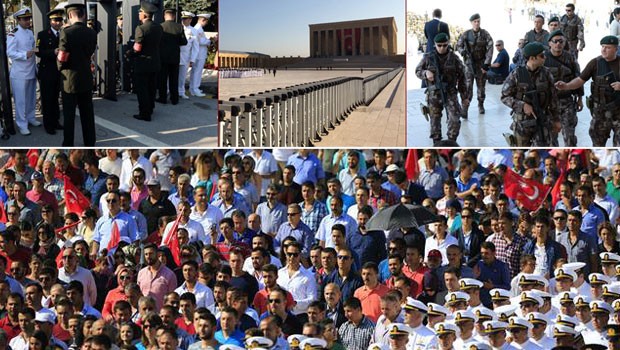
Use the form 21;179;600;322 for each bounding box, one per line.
133;19;163;120
36;28;62;133
451;226;484;267
158;20;187;104
423;19;450;53
57;22;97;146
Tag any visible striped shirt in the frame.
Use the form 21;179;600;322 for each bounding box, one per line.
338;316;375;350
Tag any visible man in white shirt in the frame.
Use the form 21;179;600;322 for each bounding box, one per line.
189;184;223;243
249;150;278;199
403;297;437;350
161;200;207;245
119;150;153;192
276;241;317;315
175;260;214;310
57;247;97;307
424;216;458;265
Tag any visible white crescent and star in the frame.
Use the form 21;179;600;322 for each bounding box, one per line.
518;181;539;201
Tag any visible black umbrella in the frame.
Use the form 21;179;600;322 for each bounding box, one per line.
365;203;439;231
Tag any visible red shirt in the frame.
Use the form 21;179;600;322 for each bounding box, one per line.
102;286;127;321
253;288;295;315
353;283;390;323
2;246;32;274
52;324;71;343
403;264;430;297
385;274;417;298
0;315;20;340
26;189;59;212
175;317;195;335
214;241;250;262
55;166;84;188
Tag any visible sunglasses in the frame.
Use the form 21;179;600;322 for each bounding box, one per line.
106;199;118;203
268;299;282;304
287;212;300;217
287;252;300;258
119;275;130;280
551;39;565;44
337;255;351;260
553;217;566;221
436;44;448;48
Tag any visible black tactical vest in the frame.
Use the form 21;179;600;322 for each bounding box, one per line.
515;66;550;109
591;57;616;105
544;51;575;98
466;30;488;61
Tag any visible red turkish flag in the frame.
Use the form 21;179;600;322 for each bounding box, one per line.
63;176;90;215
107;221;121;251
164;214;183;266
405;150;419;181
503;168;551;211
550;170;567;207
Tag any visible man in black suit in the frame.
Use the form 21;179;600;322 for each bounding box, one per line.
36;9;64;135
424;9;450;53
57;3;97;146
451;207;484;267
132;2;163;121
157;8;187;105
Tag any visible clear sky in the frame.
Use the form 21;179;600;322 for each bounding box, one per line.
220;0;406;57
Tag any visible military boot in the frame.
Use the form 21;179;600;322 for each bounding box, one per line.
503;133;516;147
461;104;469;119
478;102;485;114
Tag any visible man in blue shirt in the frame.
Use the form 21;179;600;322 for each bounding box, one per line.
287;150;325;186
83;154;108;206
573;185;607;239
214;307;245;346
475;241;511;308
487;40;510;84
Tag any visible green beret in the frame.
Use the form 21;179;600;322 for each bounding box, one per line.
548;30;564;41
601;35;619;46
523;42;545;58
140;1;158;15
470;13;480;22
549;16;559;23
434;33;449;43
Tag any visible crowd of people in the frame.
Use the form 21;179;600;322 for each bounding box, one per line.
0;148;618;350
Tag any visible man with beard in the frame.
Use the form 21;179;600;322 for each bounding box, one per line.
415;33;468;145
261;288;303;337
137;243;177;310
188;312;218;350
0;293;22;339
175;260;214;310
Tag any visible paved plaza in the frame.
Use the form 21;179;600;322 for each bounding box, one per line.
220;68;405;147
219;69;379;100
0;73;217;147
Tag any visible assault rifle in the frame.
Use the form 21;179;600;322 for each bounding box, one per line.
602;71;620;109
523;90;551;146
420;52;448;121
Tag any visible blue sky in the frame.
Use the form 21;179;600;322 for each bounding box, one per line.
220;0;406;57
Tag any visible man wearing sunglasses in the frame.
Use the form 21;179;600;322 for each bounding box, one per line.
543;30;583;147
35;9;65;134
501;41;560;147
560;4;586;59
415;33;468;146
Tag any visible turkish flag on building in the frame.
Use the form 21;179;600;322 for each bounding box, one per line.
405;150;419;181
164;214;183;266
550;170;567;207
503;168;551;211
64;176;90;215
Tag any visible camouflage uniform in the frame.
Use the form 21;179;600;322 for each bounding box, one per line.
544;49;583;146
560;14;585;59
524;29;550;47
581;56;620;146
456;29;494;113
415;49;468;144
501;65;560;146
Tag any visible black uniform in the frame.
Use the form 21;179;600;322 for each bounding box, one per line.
36;27;62;134
158;20;187;105
57;21;97;146
133;19;163;121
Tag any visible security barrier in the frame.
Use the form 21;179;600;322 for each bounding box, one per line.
219;67;402;147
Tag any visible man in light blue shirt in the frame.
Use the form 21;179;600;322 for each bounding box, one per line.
288;150;325;185
91;191;138;256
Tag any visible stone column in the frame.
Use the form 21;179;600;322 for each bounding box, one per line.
309;30;314;57
351;28;356;56
360;27;365;56
332;29;337;57
318;30;323;57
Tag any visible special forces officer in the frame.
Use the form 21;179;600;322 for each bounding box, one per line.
544;30;583;146
36;9;65;135
556;36;620;147
7;7;39;136
501;42;561;147
456;13;493;116
524;15;550;47
415;33;468;146
560;3;585;59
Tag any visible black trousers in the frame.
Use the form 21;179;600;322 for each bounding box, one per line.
158;62;180;104
39;71;61;132
134;71;157;117
62;90;95;146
